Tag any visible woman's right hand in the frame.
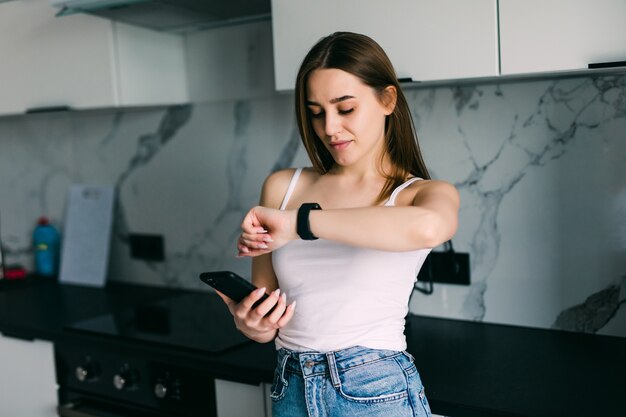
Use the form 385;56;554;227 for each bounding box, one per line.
215;287;296;343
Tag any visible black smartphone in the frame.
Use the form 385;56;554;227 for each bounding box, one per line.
199;270;269;308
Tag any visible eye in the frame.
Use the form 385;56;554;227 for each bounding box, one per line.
338;108;354;115
310;111;324;119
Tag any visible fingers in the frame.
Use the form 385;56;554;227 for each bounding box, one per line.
231;288;296;337
237;231;273;257
238;210;272;253
239;234;271;250
253;288;282;317
264;292;288;323
239;207;273;243
257;290;296;329
239;287;269;311
243;288;296;326
241;208;265;234
246;209;261;229
241;230;274;246
237;246;268;258
276;300;296;327
218;277;296;339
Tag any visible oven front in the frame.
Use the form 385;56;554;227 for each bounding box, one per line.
55;340;217;417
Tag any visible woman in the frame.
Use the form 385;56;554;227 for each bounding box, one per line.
217;32;459;417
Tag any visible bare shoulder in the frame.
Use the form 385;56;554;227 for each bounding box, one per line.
260;168;300;208
412;179;457;192
411;179;460;207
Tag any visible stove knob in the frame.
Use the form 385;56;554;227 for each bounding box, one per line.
113;369;138;390
154;382;168;399
75;363;100;382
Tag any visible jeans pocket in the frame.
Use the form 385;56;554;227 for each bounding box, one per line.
336;355;409;404
270;355;290;402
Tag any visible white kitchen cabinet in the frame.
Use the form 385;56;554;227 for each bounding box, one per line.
271;0;499;91
500;0;626;75
0;0;188;115
185;20;275;103
215;378;270;417
0;335;57;417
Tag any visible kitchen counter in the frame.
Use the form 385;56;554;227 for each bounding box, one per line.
0;277;623;417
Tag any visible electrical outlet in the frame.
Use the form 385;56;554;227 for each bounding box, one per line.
417;251;470;285
129;233;165;261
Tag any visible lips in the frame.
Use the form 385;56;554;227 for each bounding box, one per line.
328;140;352;151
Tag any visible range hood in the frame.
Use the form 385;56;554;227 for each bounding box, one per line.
49;0;271;32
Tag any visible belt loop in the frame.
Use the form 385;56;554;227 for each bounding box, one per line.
325;352;341;388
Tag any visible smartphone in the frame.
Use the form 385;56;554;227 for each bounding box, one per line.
199;270;269;308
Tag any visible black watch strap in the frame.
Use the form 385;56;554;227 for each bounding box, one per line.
297;203;322;240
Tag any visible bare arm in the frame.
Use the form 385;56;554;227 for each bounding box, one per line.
309;180;459;251
238;180;459;255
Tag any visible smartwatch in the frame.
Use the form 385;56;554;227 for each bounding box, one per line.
297;203;322;240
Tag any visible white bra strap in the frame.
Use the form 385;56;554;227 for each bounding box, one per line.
385;177;422;206
279;168;303;210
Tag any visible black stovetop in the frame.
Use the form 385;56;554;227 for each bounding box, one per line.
65;292;251;354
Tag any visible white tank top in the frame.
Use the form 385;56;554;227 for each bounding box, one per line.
272;168;431;352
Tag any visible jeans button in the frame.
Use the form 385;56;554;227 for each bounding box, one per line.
304;360;315;369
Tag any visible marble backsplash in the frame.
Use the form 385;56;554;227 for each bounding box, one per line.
0;72;624;337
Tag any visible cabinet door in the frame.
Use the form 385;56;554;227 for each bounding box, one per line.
186;20;275;103
0;336;57;417
215;378;267;417
0;0;117;114
114;22;188;107
272;0;498;91
500;0;626;75
0;0;188;115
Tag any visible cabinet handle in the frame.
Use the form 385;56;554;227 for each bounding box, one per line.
25;106;72;114
588;60;626;69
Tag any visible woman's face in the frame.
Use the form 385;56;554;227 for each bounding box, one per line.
305;68;394;169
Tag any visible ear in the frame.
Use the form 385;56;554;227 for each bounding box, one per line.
380;85;397;115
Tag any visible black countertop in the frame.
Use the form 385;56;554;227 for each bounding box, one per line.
0;277;623;417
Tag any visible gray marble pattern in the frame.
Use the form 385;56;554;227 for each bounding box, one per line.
0;71;624;338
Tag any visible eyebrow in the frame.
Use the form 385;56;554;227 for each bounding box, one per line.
306;95;355;106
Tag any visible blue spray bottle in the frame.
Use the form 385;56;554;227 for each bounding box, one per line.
33;217;60;277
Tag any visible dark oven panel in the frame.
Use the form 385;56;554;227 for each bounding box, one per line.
55;341;216;417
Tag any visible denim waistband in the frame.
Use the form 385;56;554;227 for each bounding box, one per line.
276;346;412;382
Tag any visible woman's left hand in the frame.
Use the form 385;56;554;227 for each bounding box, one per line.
237;206;297;257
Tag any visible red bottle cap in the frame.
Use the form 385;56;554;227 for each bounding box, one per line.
37;217;50;225
5;266;27;280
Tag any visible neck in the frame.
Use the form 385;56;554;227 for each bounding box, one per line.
329;149;393;182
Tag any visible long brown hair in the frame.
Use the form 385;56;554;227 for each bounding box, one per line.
295;32;430;203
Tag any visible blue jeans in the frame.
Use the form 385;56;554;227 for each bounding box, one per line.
271;346;433;417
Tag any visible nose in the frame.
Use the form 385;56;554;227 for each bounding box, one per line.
324;113;342;137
